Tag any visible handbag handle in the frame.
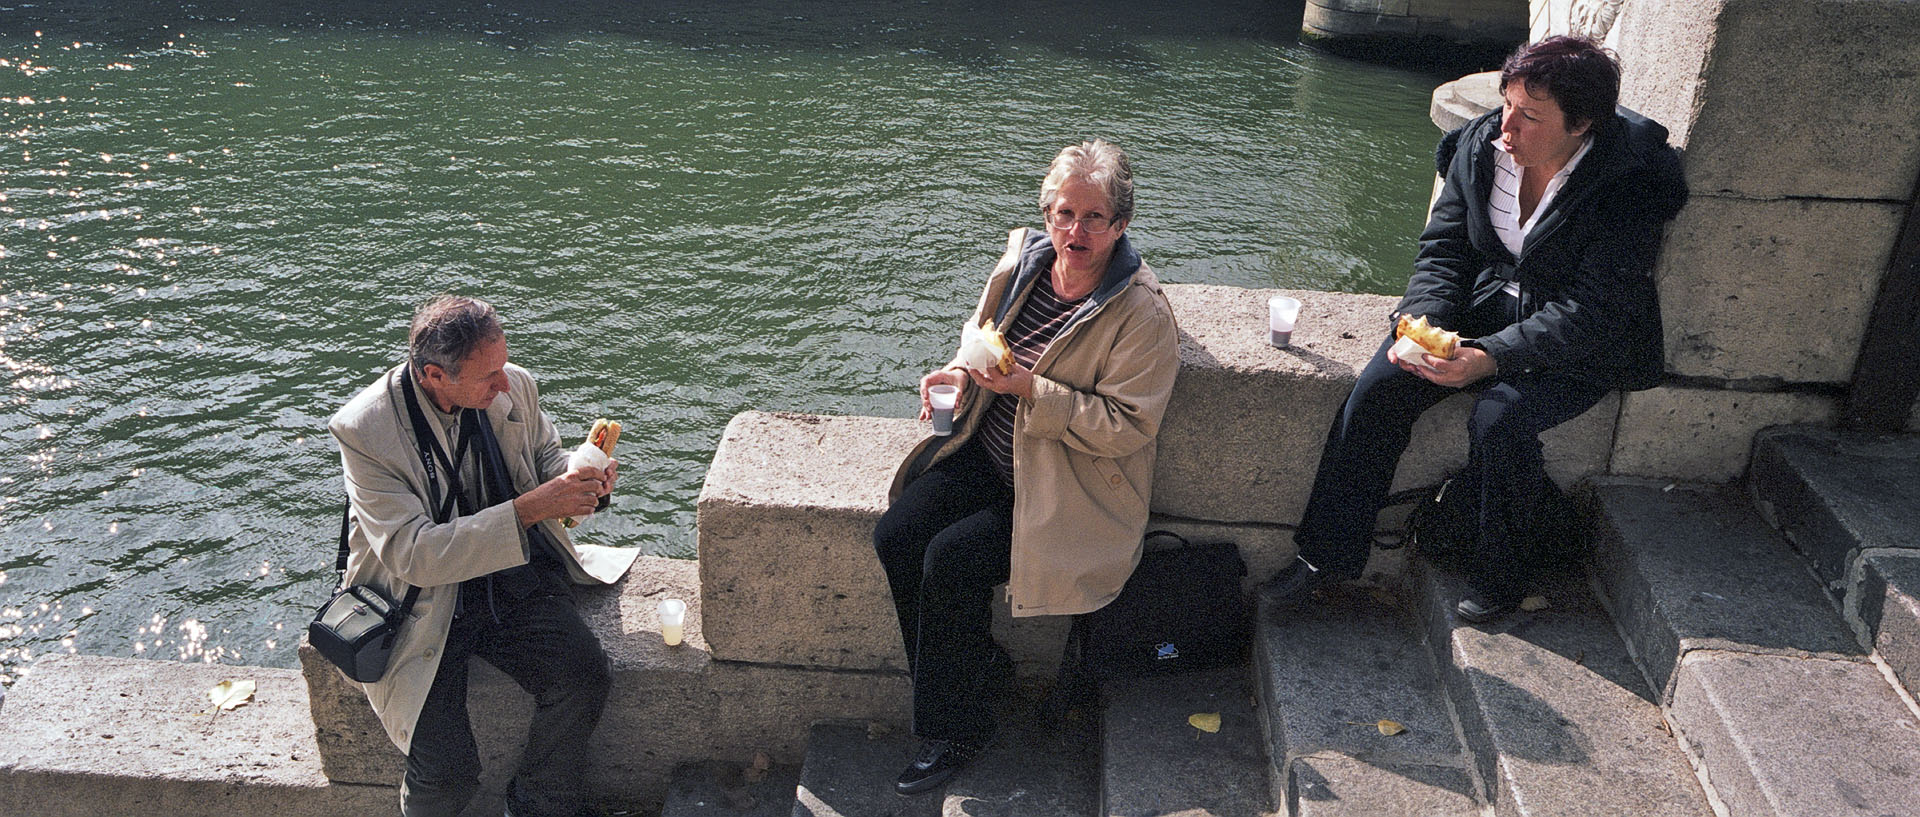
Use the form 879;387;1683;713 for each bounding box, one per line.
1143;529;1190;549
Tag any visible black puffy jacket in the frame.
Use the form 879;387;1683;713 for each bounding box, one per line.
1393;107;1688;391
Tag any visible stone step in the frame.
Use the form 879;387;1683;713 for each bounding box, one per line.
791;723;942;817
1590;477;1920;816
792;712;1097;817
0;654;395;817
1747;425;1920;593
941;683;1100;817
1415;565;1711;817
1588;478;1863;700
1748;424;1920;690
301;554;909;813
1671;650;1920;816
662;758;802;817
1856;550;1920;697
1254;584;1479;817
1100;667;1274;817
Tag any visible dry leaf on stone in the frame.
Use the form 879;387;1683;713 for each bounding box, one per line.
1519;596;1550;612
742;749;772;783
207;679;255;711
1188;712;1221;733
1376;719;1407;736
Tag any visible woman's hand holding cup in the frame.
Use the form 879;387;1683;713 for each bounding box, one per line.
919;368;969;421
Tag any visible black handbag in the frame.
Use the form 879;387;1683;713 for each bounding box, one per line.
1401;470;1592;573
1067;531;1251;681
309;503;420;683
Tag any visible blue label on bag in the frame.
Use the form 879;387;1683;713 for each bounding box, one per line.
1154;642;1179;660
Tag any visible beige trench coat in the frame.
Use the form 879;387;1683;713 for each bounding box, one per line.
329;363;638;753
889;228;1181;616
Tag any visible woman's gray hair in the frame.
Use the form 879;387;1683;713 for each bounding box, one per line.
1038;139;1134;224
408;294;503;379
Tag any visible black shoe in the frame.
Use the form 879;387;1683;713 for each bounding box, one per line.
1262;556;1333;608
1454;591;1519;625
895;738;982;796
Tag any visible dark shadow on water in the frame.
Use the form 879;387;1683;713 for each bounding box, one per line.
2;0;1313;72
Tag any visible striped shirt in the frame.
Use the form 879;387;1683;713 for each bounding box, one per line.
978;270;1088;485
1490;132;1593;297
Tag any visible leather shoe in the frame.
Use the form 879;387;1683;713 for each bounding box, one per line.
896;738;983;796
1454;591;1519;624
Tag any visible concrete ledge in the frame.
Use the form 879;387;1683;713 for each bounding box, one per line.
1589;478;1862;702
1159;286;1617;525
1303;0;1526;43
1431;71;1499;133
0;655;395;817
301;555;909;813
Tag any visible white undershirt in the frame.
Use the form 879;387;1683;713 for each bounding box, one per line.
1490;132;1593;297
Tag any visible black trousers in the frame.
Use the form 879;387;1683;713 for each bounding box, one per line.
872;440;1013;745
401;572;611;817
1294;330;1609;602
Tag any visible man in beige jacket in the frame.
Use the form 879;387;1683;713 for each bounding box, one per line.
330;295;638;817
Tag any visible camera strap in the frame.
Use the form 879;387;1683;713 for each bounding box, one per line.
399;366;478;523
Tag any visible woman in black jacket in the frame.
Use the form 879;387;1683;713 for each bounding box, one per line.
1270;35;1687;623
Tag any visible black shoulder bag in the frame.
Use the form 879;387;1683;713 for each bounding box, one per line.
1066;531;1251;681
309;366;473;683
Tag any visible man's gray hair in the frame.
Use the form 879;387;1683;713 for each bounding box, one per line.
1038;139;1134;224
408;295;503;379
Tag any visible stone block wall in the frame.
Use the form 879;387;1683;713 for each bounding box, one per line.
1520;0;1920;443
1615;0;1920;383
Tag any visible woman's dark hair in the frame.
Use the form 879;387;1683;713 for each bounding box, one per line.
409;294;502;379
1499;35;1619;131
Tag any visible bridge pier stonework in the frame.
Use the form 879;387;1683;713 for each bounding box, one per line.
1301;0;1529;51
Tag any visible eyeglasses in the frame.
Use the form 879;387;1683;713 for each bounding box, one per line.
1043;208;1117;234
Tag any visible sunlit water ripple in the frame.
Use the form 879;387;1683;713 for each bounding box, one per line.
0;1;1459;683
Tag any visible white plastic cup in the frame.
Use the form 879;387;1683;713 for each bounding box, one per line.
658;599;687;647
928;384;959;436
1269;296;1302;348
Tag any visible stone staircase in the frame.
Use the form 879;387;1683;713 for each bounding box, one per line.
653;423;1920;817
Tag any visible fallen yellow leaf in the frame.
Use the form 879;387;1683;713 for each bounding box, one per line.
1520;596;1550;612
1377;719;1406;736
1188;712;1222;733
207;679;255;711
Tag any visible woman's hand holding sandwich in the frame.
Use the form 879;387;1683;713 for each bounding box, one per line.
1390;343;1497;387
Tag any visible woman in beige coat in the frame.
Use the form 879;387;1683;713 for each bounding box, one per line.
875;140;1181;796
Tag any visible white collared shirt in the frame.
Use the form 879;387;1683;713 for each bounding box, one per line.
1490;133;1594;297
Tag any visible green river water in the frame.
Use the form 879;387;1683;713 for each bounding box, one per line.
0;1;1460;682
